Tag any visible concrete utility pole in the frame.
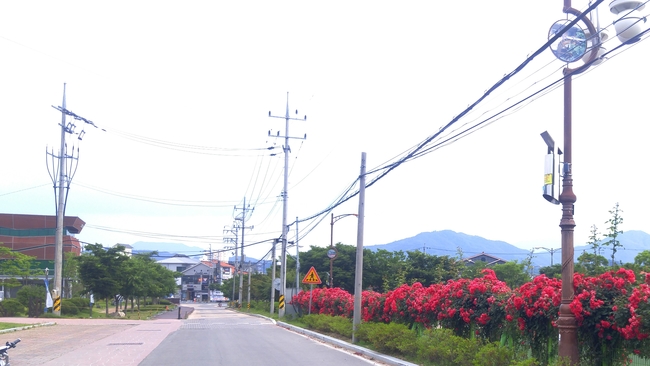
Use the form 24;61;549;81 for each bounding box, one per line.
47;84;100;315
352;152;366;343
270;238;278;315
268;92;306;318
234;197;253;306
295;217;300;292
223;226;239;305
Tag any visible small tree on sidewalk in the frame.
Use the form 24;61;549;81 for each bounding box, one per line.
603;202;624;266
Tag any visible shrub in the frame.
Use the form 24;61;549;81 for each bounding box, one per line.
356;321;417;356
511;359;540;366
68;297;90;310
17;285;46;318
328;317;353;338
416;328;481;366
159;299;172;306
0;299;24;317
61;300;79;315
472;342;514;366
299;314;352;338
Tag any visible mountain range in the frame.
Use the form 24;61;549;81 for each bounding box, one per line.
130;229;650;270
367;229;650;269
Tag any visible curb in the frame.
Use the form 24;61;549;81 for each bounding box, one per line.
0;322;56;334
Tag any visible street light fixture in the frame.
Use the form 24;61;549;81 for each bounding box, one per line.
546;1;646;362
533;246;562;266
329;213;357;288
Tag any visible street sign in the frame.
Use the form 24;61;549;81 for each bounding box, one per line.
302;266;322;284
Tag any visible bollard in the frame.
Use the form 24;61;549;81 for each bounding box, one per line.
178;306;181;319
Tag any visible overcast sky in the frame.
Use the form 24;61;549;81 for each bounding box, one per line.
1;1;649;262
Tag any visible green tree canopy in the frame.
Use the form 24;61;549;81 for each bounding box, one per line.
76;244;129;315
575;251;609;276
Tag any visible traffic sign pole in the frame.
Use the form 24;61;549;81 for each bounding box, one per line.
308;284;313;315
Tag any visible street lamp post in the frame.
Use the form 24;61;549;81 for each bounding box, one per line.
329;213;357;288
533;247;561;266
547;1;646;363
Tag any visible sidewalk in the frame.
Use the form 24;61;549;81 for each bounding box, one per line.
0;317;181;366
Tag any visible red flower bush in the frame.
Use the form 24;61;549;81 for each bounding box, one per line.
383;282;441;327
290;266;650;364
506;274;561;364
570;268;637;365
361;290;386;323
428;269;510;341
290;287;353;317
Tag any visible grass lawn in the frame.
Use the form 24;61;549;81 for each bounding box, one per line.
0;323;30;330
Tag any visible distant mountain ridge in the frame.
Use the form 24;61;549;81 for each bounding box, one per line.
368;229;650;269
367;230;533;264
129;230;650;269
130;242;261;263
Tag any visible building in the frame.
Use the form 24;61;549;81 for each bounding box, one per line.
202;259;234;285
156;254;200;273
0;213;85;261
463;252;508;266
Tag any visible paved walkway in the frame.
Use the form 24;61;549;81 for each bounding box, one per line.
0;315;183;366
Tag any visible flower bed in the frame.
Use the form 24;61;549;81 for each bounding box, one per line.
290;268;650;365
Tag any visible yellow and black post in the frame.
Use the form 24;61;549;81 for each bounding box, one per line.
53;296;61;313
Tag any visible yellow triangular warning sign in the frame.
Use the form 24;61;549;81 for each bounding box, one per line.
302;266;322;284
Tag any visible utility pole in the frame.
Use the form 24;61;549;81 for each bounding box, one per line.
352;152;366;343
223;226;239;305
270;238;278;315
268;92;306;318
46;84;100;315
295;216;300;292
234;197;253;307
247;261;252;312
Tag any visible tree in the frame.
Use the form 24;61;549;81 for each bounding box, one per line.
603;203;624;266
539;263;562;279
633;250;650;271
575;251;609;276
76;244;129;316
0;246;36;287
363;249;408;292
461;260;489;279
492;261;530;288
634;250;650;278
298;244;358;292
404;251;462;286
587;224;602;256
17;285;46;318
62;251;80;298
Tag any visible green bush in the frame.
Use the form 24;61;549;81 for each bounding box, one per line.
300;314;353;338
17;285;46;317
0;299;24;317
472;342;514;366
61;300;79;315
68;297;89;309
159;299;172;306
357;322;418;356
302;314;334;332
329;317;353;338
416;328;481;366
511;359;540;366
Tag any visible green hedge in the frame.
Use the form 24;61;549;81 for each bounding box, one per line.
0;299;24;317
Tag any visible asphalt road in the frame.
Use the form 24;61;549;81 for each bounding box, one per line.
140;304;386;366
